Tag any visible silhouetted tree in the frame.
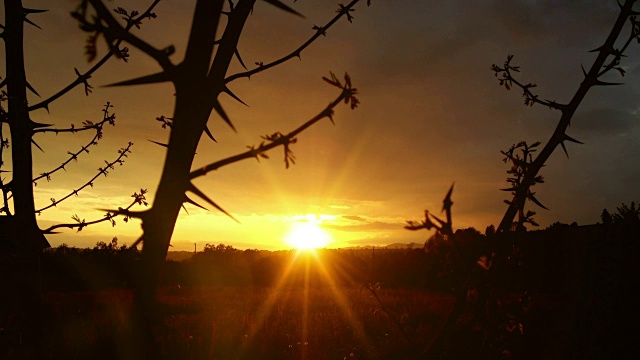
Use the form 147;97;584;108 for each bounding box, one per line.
604;201;640;224
601;208;613;224
0;2;156;354
406;3;640;356
74;0;369;355
493;0;640;232
0;2;157;252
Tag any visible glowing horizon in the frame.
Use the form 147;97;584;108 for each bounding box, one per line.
11;1;636;251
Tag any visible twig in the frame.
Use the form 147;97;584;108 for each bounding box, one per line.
35;142;133;213
495;0;640;232
27;1;161;113
85;0;173;70
32;103;117;183
190;77;356;179
225;0;364;84
42;188;147;234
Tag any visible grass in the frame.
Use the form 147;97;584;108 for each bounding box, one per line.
36;286;454;359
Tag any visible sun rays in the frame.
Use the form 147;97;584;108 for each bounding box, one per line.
240;241;372;358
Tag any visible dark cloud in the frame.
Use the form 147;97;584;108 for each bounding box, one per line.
573;108;639;136
490;0;618;46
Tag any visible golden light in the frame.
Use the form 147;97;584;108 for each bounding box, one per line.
243;214;370;357
284;215;332;249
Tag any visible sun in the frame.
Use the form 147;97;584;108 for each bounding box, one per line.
285;221;331;250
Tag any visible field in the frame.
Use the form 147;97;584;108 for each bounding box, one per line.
3;223;638;359
37;286;453;359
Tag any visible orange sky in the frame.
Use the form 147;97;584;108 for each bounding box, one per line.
3;1;639;250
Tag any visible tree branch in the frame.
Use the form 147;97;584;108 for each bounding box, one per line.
27;1;162;113
32;103;117;184
41;188;148;234
224;0;364;84
35;142;133;213
491;55;566;111
597;15;639;77
190;74;357;180
86;0;174;71
496;0;640;232
33;102;115;135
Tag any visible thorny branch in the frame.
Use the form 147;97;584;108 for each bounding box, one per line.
500;141;546;229
32;103;117;184
494;0;640;232
81;0;174;71
190;73;357;180
224;0;370;84
42;189;148;234
491;55;565;111
404;185;480;356
35;142;133;213
27;1;162;113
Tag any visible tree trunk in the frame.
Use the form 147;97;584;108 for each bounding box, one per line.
2;2;48;356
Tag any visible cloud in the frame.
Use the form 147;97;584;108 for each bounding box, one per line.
324;220;404;232
341;215;366;221
574;108;639;136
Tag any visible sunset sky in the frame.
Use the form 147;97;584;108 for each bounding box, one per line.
4;0;639;250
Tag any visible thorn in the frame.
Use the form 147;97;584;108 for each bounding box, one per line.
223;86;249;107
184;195;208;211
204;126;217;142
104;71;173;87
23;8;48;14
148;140;168;148
580;64;587;78
212;100;236;132
31;139;44;153
560;141;569;158
563;134;584;144
589;44;607;53
26;81;40;97
592;79;623;86
262;0;305;18
187;182;239;223
181;204;189;214
23;17;41;29
528;193;549;210
31;121;53;129
234;49;247;70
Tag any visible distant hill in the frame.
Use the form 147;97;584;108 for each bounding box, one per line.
338;242;424;250
165;243;424;257
383;242;423;249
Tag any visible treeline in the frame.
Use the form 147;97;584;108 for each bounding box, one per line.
39;216;639;295
40;236;486;291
